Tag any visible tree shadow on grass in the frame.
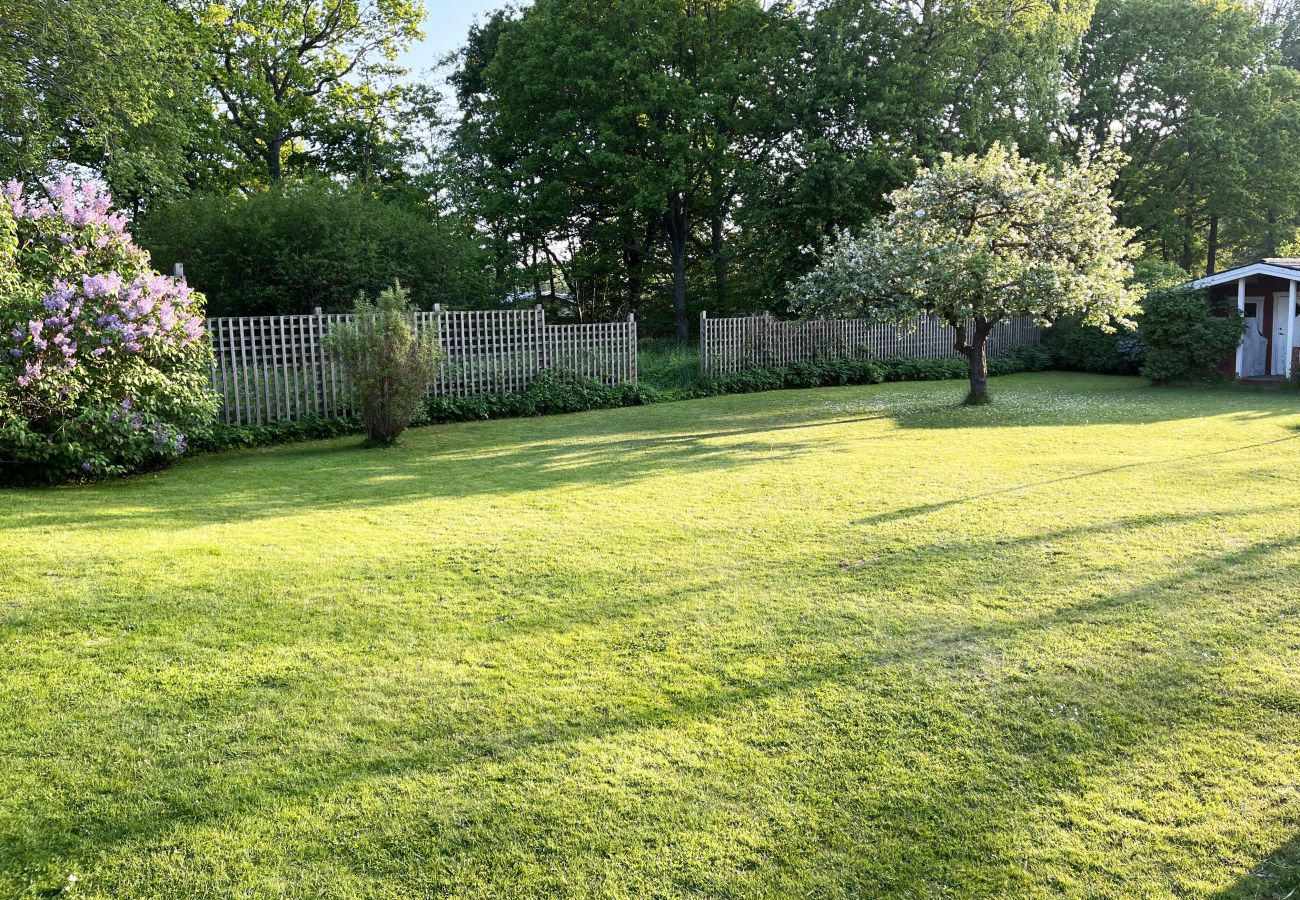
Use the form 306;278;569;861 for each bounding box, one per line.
5;374;1299;533
854;431;1300;527
1216;834;1300;898
5;518;1300;895
848;374;1300;430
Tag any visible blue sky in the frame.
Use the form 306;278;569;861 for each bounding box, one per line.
400;0;510;75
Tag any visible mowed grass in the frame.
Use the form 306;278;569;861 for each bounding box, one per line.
3;373;1300;899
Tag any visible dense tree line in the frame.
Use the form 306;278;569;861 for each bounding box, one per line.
4;0;1300;333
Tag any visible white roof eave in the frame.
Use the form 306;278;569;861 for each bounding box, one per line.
1190;263;1300;288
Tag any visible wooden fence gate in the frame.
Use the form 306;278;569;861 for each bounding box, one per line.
206;306;638;425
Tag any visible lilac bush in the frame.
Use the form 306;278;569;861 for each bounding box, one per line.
0;177;217;483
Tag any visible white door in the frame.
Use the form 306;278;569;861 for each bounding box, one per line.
1274;292;1299;376
1242;297;1268;376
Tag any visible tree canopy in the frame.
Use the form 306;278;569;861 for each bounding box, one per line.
4;0;1300;325
790;144;1141;400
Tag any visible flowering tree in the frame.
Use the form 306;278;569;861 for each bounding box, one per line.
790;144;1142;402
0;177;217;482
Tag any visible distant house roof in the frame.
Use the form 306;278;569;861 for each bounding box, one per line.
1191;259;1300;288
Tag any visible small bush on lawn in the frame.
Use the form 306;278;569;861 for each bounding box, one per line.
0;178;217;484
326;282;441;445
1139;287;1244;385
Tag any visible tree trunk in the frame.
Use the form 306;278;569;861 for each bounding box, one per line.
711;213;728;315
1180;209;1194;272
967;335;990;403
954;317;993;403
266;138;283;181
666;192;690;343
1206;214;1218;276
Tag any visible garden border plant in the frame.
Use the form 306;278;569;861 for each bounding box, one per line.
0;177;217;485
192;345;1054;454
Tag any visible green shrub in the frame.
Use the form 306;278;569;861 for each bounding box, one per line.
191;416;364;454
1043;315;1143;375
325;283;442;445
425;369;662;422
878;356;970;382
136;181;492;316
1139;287;1244;385
0;178;218;484
188;344;1054;456
693;346;1047;397
987;344;1053;376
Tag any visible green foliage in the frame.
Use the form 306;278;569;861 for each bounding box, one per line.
424;370;661;423
0;179;217;485
136;182;491;316
452;0;795;333
325;282;441;445
637;341;703;394
0;0;203;205
1044;316;1144;375
1068;0;1300;273
176;0;424;185
790;144;1140;400
696;346;1050;397
1131;258;1192;293
1139;287;1246;385
191;415;363;453
985;345;1054;376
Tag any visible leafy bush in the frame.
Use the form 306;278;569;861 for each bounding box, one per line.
879;356;970;382
191;416;364;454
693;345;1049;397
136;181;492;316
1043;315;1143;375
425;369;662;422
0;177;217;484
987;344;1053;376
1139;287;1245;385
185;343;1055;456
326;283;441;445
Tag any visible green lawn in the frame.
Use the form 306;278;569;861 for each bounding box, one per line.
3;373;1300;899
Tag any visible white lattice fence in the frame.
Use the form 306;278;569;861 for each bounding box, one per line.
207;307;638;425
699;312;1042;377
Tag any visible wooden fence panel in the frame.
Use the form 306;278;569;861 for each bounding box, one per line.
206;307;637;425
698;312;1043;377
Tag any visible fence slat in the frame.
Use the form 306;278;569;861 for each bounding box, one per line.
205;307;639;424
698;314;1042;377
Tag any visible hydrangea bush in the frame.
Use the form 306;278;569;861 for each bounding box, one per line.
0;177;218;483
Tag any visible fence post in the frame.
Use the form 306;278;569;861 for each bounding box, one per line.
535;304;547;373
173;262;184;280
627;313;637;384
699;310;708;376
313;306;330;416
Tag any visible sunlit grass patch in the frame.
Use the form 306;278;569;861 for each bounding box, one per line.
1;373;1299;898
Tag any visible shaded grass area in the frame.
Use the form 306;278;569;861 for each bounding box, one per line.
2;373;1300;898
